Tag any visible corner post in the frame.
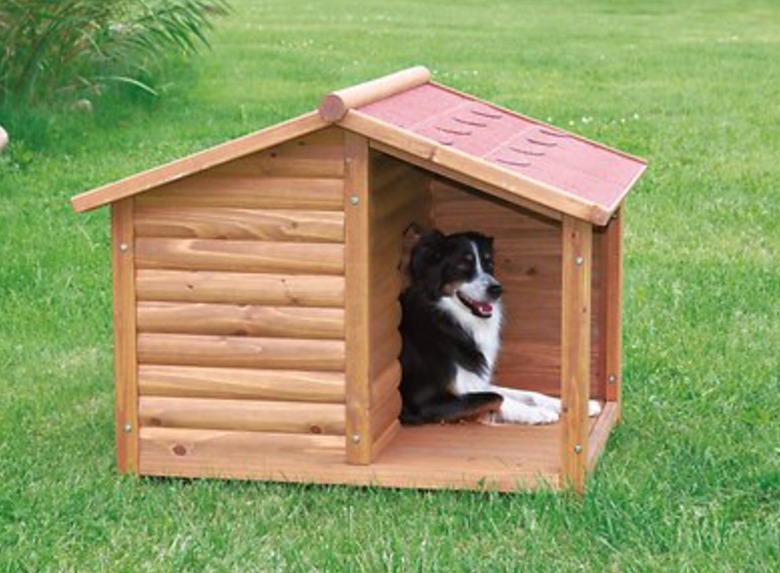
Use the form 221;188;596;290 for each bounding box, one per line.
111;198;139;474
343;132;372;464
603;208;623;420
560;215;593;493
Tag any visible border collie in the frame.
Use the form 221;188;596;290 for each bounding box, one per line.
399;229;601;425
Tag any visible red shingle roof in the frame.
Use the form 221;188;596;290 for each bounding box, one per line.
358;83;646;216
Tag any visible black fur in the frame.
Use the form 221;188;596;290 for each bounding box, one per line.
398;230;503;424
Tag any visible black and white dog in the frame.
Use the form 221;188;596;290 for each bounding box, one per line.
399;229;600;425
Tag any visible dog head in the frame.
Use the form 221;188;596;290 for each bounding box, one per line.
408;229;503;318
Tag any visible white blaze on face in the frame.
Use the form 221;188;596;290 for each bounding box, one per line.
438;239;504;395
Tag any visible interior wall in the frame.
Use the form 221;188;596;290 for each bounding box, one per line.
428;177;604;398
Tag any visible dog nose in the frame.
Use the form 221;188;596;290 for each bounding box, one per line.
487;283;503;299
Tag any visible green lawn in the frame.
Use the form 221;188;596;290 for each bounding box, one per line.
1;0;779;571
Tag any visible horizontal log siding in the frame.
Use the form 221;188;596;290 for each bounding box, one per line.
133;135;348;458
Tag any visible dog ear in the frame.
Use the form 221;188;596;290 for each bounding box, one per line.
409;229;445;281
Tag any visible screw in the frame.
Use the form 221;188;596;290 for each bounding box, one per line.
119;243;129;253
351;434;361;444
608;374;617;384
349;195;359;205
575;256;584;266
574;444;583;454
123;423;132;433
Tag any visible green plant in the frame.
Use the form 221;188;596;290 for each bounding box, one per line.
0;0;230;105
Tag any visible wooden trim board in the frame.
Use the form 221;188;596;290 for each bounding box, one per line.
137;411;613;492
111;199;139;473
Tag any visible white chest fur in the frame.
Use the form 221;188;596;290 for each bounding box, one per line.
436;297;503;395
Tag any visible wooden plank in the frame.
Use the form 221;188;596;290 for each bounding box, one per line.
138;423;562;492
139;397;346;435
138;365;345;402
370;390;402;442
137;302;345;340
71;112;329;212
211;128;345;178
495;341;603;398
602;209;623;415
560;215;593;494
587;402;619;472
137;333;345;371
134;238;345;275
139;428;345;478
136;270;345;308
111;198;139;474
370;360;402;408
372;420;400;462
134;176;344;211
319;66;431;121
134;207;345;243
343;131;372;463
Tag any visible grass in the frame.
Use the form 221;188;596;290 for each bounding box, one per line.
1;0;779;570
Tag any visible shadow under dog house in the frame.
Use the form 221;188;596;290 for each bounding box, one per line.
72;67;646;493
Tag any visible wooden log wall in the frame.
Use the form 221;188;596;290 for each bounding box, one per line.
134;128;350;473
367;152;431;458
429;178;605;399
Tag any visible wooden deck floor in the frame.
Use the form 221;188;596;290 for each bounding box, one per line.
139;403;617;492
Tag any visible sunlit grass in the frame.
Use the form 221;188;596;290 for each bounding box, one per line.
1;0;779;571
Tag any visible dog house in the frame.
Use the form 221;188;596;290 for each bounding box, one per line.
71;67;646;492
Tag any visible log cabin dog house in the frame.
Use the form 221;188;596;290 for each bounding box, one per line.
72;67;646;493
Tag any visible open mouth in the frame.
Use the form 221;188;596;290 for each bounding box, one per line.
456;291;494;318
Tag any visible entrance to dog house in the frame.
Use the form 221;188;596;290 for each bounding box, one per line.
357;148;621;492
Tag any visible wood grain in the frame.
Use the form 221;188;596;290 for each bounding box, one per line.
138;423;563;492
111;198;139;473
137;302;345;340
134;238;345;275
319;66;431;121
71;112;329;212
137;333;345;371
343;131;372;463
138;365;345;402
134;176;344;211
139;397;346;435
136;270;345;308
134;207;344;243
560;215;593;494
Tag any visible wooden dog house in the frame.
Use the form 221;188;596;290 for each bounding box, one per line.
72;67;646;493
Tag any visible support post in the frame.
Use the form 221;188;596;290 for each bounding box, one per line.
111;198;139;473
603;208;623;420
560;215;593;493
343;132;372;464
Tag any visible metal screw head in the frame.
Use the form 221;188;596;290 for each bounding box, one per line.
119;243;129;253
351;434;361;444
123;423;133;433
575;256;584;266
349;195;359;205
608;374;617;384
574;444;583;454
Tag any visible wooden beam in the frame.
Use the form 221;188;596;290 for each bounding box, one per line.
111;198;139;474
604;209;623;414
318;66;431;121
560;215;593;493
138;365;345;403
343;132;372;464
135;270;345;308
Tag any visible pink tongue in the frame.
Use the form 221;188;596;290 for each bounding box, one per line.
473;301;493;316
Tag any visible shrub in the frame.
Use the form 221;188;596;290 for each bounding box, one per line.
0;0;230;105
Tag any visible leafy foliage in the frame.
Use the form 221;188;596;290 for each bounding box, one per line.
0;0;230;104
